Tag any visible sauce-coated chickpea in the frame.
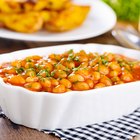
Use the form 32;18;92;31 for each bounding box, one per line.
52;85;66;93
91;72;101;81
68;74;84;83
8;75;25;85
94;83;106;89
99;65;109;75
73;82;89;91
24;82;42;91
100;76;112;86
85;79;94;88
60;79;72;88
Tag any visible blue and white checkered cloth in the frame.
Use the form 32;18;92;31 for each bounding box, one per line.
44;108;140;140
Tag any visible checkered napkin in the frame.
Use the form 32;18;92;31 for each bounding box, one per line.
44;108;140;140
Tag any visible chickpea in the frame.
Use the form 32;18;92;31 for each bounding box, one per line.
109;70;119;77
100;76;112;86
124;64;131;71
68;74;84;83
80;62;88;68
26;69;36;77
40;78;51;88
88;52;95;60
21;60;26;67
78;55;88;62
2;67;16;74
60;79;72;88
111;77;120;83
30;55;42;61
24;82;42;91
104;53;114;62
73;82;89;91
11;60;21;68
45;87;52;92
115;81;124;85
121;72;133;82
55;64;66;71
75;68;89;78
63;61;75;69
51;78;59;86
26;76;39;83
52;85;66;93
60;58;67;64
53;70;67;79
48;59;57;65
94;83;106;89
8;75;25;85
91;72;101;81
86;79;94;88
79;50;86;55
49;54;61;61
44;62;53;71
99;65;109;75
109;62;121;71
25;62;35;69
89;58;98;67
66;88;72;92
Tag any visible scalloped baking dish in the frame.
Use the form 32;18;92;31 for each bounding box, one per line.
0;44;140;130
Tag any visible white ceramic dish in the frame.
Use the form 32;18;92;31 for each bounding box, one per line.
0;44;140;130
0;0;116;42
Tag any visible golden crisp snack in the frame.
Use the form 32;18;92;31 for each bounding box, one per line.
45;5;90;32
0;0;22;13
23;0;70;11
0;11;50;33
0;0;90;33
43;0;70;10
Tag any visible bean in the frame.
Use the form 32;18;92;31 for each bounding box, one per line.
60;79;72;88
109;70;119;77
11;60;21;68
53;70;67;78
105;53;114;61
73;82;89;91
99;65;109;75
100;76;112;86
109;62;121;71
68;74;84;83
80;62;88;68
86;79;94;88
26;76;39;83
2;67;16;74
26;70;36;77
52;85;66;93
91;72;101;81
75;68;89;77
8;75;25;85
94;83;106;89
78;55;88;62
121;72;133;82
24;82;42;91
25;62;35;69
44;62;53;71
51;78;59;86
63;61;75;69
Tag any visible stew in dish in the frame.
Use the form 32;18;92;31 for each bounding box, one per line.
0;50;140;93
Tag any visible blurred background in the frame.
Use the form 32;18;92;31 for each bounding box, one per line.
103;0;140;30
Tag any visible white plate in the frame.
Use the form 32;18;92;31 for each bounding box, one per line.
0;0;116;42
